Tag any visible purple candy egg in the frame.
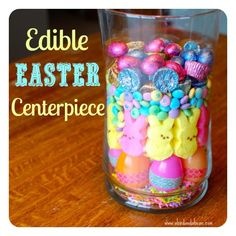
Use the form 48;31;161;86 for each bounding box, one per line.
180;95;189;105
117;55;141;71
107;41;128;58
144;38;165;53
164;43;182;57
140;54;165;75
181;103;191;110
169;109;180;118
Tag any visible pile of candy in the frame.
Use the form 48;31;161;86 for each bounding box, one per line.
105;37;212;209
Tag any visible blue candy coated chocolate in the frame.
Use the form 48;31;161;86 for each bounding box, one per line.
152;67;179;93
118;68;143;92
140;106;150;116
170;97;180;109
183;41;200;53
180;50;197;61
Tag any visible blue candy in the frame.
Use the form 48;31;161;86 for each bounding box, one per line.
114;86;124;97
152;67;179;93
197;48;214;65
196;98;203;108
172;89;185;99
180;50;197;61
140;106;150;116
190;97;197;106
133;91;143;101
183;41;200;53
112;105;119;115
150;100;160;106
170;97;180;109
160;105;171;112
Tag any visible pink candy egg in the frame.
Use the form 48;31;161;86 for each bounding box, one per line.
149;155;183;192
164;43;182;57
115;152;150;188
140;54;165;75
144;38;165;53
182;147;207;184
107;41;128;58
165;60;186;81
117;55;141;70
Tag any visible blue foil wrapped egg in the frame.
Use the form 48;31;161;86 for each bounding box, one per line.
171;56;185;66
183;41;200;53
197;48;214;65
180;50;197;62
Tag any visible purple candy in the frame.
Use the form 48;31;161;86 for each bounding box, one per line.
169;109;180;118
181;103;191;110
124;92;133;101
160;95;171;107
117;55;141;71
124;101;133;111
164;43;182;57
107;41;128;58
133;99;141;109
143;92;152;101
144;38;165;53
180;95;189;105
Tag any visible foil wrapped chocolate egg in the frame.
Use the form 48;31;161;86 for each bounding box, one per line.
107;41;128;58
182;147;208;184
165;60;186;81
115;152;150;188
117;55;141;70
171;56;185;66
140;54;165;75
197;48;214;65
144;38;165;53
183;41;200;53
164;43;182;57
127;49;146;59
180;50;197;62
149;155;183;192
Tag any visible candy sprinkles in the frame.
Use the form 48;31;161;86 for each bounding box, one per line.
105;38;213;210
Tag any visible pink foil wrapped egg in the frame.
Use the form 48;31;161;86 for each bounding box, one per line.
117;55;141;71
149;155;183;192
140;54;165;75
182;147;207;184
165;60;186;81
164;43;182;57
144;38;165;53
107;41;128;58
115;152;150;188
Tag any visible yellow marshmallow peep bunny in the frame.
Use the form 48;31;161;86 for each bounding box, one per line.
107;103;123;149
173;108;200;159
145;115;175;160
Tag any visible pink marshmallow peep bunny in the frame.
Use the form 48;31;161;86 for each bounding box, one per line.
197;105;210;147
120;110;148;157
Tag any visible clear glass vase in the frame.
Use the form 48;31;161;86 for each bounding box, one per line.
98;9;219;212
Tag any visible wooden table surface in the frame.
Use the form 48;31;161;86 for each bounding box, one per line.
9;34;227;227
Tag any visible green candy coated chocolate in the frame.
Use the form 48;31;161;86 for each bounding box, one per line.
157;111;168;120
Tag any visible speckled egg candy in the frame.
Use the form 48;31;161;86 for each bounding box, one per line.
115;152;150;188
107;41;128;58
149;155;183;192
182;147;208;184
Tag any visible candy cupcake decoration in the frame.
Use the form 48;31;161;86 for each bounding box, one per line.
149;155;183;192
107;41;128;58
185;61;210;81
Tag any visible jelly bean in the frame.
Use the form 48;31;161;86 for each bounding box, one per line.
151;90;162;101
133;91;143;101
133;99;141;109
180;95;189;105
118;111;124;121
140;100;150;107
196;99;203;108
190;97;197;106
157;111;168;120
149;105;160;115
160;95;171;107
124;101;133;111
172;89;184;99
140;106;150;116
131;107;140;119
160;105;171;112
170;97;180;109
181;103;191;110
189;88;195;98
183;109;193;117
169;109;179;118
143;92;152;101
195;88;203;99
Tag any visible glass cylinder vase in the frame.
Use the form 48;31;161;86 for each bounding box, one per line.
98;9;219;212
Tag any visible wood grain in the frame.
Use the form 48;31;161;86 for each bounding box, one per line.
9;34;227;227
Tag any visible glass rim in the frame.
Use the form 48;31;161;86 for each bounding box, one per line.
103;9;218;20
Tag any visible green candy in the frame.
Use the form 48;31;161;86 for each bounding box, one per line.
149;105;160;115
183;109;193;117
157;111;168;120
131;107;140;119
133;91;143;101
140;100;150;107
